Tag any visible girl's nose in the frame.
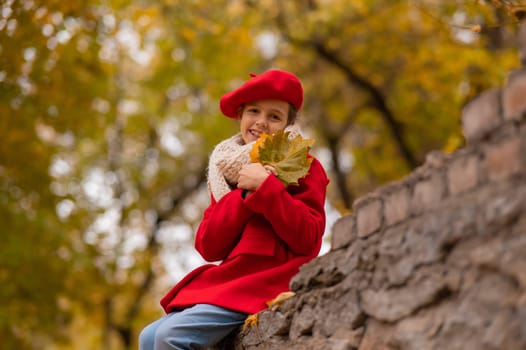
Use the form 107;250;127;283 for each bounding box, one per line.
255;117;267;128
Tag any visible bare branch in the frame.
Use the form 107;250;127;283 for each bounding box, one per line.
274;6;418;169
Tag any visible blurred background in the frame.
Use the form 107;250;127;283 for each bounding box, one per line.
0;0;523;348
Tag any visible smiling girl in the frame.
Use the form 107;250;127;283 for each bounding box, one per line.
139;69;329;350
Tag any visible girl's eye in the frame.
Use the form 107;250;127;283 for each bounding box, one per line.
271;114;282;120
248;108;259;113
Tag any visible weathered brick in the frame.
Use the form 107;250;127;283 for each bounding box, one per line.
330;328;364;349
383;186;411;226
462;88;502;142
484;137;522;181
360;338;396;350
503;68;526;121
355;197;383;238
256;310;290;338
330;214;355;250
359;325;396;350
447;153;480;195
289;305;315;340
410;173;446;215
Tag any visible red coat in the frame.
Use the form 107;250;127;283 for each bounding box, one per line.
160;157;329;315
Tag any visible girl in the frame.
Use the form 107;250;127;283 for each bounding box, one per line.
139;69;329;350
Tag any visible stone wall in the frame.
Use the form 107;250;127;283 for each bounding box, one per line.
231;23;526;350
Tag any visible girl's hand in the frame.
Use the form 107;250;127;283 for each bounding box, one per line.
263;165;278;176
237;163;275;191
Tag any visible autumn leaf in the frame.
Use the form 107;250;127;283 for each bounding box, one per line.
249;133;268;163
250;130;314;187
242;313;259;330
266;291;296;311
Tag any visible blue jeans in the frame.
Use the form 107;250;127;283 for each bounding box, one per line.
139;304;247;350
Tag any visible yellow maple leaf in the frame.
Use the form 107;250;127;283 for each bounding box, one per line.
250;130;314;187
265;291;296;310
242;313;259;330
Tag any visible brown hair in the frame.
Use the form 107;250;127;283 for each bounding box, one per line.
237;103;298;126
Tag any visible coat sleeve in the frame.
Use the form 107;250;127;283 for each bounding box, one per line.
243;157;329;256
194;188;255;262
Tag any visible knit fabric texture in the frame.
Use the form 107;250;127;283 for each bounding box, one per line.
207;124;302;201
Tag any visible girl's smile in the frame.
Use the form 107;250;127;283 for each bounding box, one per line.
239;99;289;144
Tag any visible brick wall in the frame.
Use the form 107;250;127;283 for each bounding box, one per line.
231;22;526;350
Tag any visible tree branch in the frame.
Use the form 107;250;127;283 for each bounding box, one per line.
307;40;418;169
273;3;418;169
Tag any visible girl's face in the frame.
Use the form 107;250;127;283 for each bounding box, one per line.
239;99;290;144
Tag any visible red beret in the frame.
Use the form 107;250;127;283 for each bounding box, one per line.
219;69;304;119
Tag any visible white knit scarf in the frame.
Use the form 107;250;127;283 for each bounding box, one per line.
207;124;302;201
